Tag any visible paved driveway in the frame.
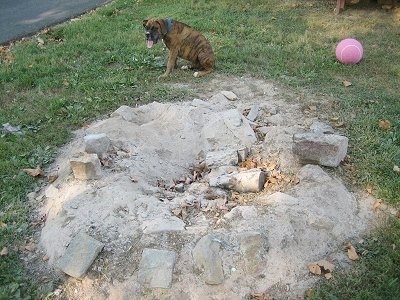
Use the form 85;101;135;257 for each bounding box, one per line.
0;0;111;45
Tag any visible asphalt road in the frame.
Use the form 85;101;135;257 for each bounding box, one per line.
0;0;111;45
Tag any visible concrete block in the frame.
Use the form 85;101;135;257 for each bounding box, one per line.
293;133;348;167
58;232;104;278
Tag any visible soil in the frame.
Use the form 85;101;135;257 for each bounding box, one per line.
27;74;377;299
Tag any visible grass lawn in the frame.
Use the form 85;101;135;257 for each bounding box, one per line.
0;0;399;298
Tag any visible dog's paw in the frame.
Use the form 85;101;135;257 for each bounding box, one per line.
193;72;199;77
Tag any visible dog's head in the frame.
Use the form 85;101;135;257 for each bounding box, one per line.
143;18;168;49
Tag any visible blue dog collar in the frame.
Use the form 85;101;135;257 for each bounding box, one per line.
166;18;172;32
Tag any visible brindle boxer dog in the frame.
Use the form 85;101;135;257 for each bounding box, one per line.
143;18;215;77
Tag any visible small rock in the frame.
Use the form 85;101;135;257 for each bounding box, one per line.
175;183;185;193
1;123;22;135
221;91;238;101
70;153;102;180
110;105;135;121
310;121;335;134
84;133;111;158
142;216;186;234
0;247;8;256
237;147;249;162
224;206;258;221
246;104;260;122
205;149;239;169
138;248;176;288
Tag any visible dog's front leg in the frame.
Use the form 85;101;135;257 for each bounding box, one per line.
161;48;179;77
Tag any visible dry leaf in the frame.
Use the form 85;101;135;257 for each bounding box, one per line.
378;119;391;130
348;246;359;260
373;199;382;211
333;121;345;128
344;242;359;260
251;292;269;300
342;80;352;87
24;242;36;252
23;166;44;177
308;263;321;275
0;247;8;256
393;165;400;173
324;272;333;280
316;260;335;272
0;221;7;228
42;255;49;262
366;184;374;194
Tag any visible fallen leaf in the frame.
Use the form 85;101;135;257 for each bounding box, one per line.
342;80;352;87
393;165;400;173
344;242;359;260
42;255;49;262
24;242;36;252
325;272;333;280
366;184;374;194
0;247;8;256
316;260;335;273
373;199;382;211
23;166;44;177
47;173;58;183
251;292;269;300
333;121;345;128
378;119;391;130
0;221;7;228
308;263;321;275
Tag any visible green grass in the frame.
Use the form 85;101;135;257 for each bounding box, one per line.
0;0;399;298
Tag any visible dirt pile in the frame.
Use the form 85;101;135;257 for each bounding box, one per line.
37;76;375;299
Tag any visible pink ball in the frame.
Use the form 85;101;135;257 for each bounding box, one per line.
335;38;363;65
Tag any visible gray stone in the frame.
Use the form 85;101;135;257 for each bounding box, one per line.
221;90;238;101
223;206;258;221
208;168;266;193
58;231;104;278
293;133;348;167
142;216;186;234
237;147;249;162
201;109;257;148
84;133;111;157
138;248;176;288
310;121;335;134
192;234;224;285
209;92;229;103
110;105;135;121
246;104;259;122
205;149;239;169
70;153;102;180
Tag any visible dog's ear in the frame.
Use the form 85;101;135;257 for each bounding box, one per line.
143;19;148;28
